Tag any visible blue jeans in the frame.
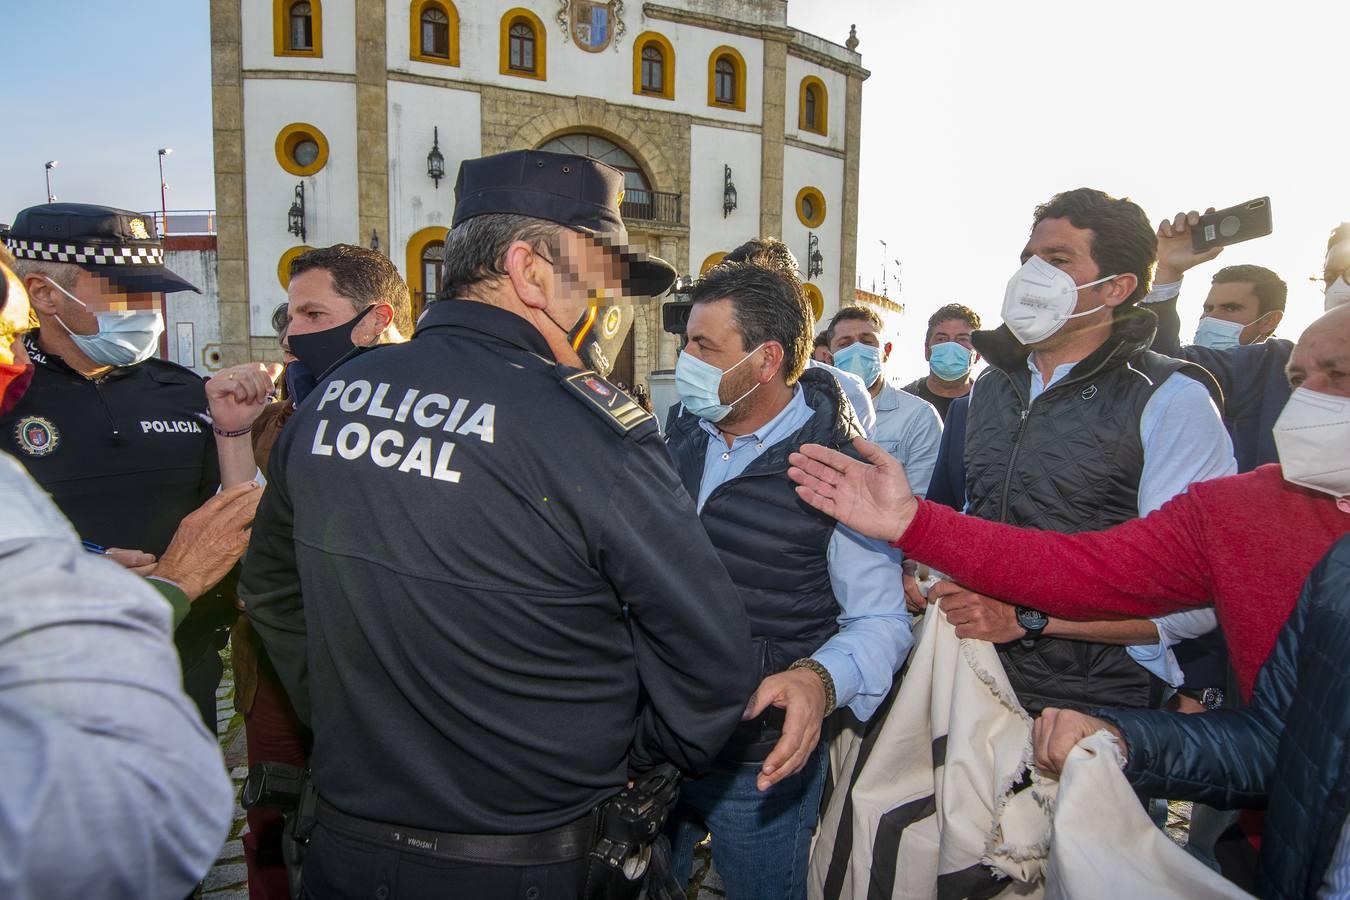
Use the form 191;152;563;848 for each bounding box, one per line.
668;744;827;900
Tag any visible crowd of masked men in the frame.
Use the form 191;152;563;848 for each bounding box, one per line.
2;147;1347;900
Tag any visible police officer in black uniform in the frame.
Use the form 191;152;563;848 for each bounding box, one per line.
239;150;756;899
3;203;233;731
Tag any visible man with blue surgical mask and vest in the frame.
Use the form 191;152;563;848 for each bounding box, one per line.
826;304;942;496
2;202;234;736
663;260;911;900
906;188;1236;722
1142;209;1295;473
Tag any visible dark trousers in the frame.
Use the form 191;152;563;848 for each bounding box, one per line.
301;824;586;900
181;639;225;735
244;660;313;900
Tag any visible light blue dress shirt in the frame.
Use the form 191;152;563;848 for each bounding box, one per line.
870;382;942;497
1319;816;1350;898
692;387;912;721
1023;355;1237;684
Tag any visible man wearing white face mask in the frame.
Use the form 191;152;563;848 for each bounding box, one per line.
826;304;942;496
917;188;1236;718
784;302;1350;895
2;202;234;734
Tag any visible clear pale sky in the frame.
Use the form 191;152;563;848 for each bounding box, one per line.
2;1;1342;382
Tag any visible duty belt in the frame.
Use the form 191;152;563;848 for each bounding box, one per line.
315;797;594;866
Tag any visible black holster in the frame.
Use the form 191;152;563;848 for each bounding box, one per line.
241;762;317;900
582;764;683;900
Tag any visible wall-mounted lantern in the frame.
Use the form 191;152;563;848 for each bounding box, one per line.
807;232;823;278
287;182;306;242
723;164;737;218
428;126;445;188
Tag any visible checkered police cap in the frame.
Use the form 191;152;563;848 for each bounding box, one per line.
4;202;200;293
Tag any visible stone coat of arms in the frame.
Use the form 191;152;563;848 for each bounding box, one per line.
559;0;625;52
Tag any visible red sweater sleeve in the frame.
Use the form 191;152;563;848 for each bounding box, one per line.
898;492;1216;621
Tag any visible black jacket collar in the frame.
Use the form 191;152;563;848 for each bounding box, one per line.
415;299;557;362
972;305;1160;385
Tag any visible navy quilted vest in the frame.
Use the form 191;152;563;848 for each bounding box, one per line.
966;310;1219;714
665;367;862;760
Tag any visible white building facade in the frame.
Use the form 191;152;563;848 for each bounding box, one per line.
210;0;868;385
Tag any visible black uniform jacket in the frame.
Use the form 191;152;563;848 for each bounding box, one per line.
2;333;229;646
240;300;755;835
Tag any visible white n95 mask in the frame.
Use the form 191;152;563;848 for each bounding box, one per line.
1325;275;1350;312
1001;256;1118;345
1273;387;1350;500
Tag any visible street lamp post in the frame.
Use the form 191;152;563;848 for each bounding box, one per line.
157;148;173;236
44;160;58;204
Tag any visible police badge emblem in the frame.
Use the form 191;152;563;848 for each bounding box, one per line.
128;217;150;240
15;416;59;457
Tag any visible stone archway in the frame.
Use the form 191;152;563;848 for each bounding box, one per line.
508;99;680;195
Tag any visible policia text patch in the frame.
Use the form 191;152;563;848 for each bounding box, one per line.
310;379;495;483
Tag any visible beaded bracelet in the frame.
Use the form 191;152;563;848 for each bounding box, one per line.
788;657;837;714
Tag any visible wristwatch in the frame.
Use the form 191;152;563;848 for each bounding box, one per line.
1015;606;1048;641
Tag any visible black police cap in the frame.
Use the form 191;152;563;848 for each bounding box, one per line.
452;150;677;297
5;202;200;294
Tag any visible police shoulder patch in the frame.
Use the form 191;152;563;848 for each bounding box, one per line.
561;371;652;435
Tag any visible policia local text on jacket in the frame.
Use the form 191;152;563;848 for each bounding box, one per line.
239;300;755;852
2;332;231;729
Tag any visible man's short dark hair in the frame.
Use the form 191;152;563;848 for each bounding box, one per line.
440;213;562;302
925;303;981;343
813;330;830;350
722;237;800;276
290;244;413;336
1032;188;1156;307
1211;264;1287;314
690;261;811;386
826;304;884;343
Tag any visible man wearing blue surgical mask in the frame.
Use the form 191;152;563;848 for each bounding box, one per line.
827;305;942;497
1145;210;1299;473
665;262;911;900
2;202;232;736
902;303;982;423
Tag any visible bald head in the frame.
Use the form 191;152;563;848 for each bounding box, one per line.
1288;304;1350;397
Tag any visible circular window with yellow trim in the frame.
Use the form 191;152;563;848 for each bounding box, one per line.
803;283;824;321
699;251;727;274
278;244;315;289
275;123;330;176
796;187;826;228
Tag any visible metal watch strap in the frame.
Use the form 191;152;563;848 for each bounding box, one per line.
788;657;836;714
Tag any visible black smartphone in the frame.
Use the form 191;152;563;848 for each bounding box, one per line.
1191;197;1273;252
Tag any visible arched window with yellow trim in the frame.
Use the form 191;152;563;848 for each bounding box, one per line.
707;46;746;111
406;226;449;321
274;0;323;57
411;0;459;66
632;32;674;100
500;8;546;80
799;76;828;136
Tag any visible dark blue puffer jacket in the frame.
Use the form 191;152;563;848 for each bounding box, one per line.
1099;536;1350;900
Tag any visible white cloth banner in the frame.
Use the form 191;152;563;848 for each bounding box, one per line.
809;603;1254;900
